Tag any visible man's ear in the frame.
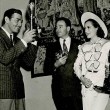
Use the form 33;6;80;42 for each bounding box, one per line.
5;16;10;23
67;26;70;32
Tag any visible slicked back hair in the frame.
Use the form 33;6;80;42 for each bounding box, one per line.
1;8;22;26
56;17;71;29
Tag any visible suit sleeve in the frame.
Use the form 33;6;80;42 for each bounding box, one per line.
19;43;38;69
0;38;26;65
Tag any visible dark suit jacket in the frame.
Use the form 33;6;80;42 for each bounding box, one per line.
0;28;37;99
45;38;82;97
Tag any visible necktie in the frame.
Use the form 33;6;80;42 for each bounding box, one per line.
63;39;68;56
10;34;13;45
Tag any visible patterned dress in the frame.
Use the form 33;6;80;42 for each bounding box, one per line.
74;39;110;110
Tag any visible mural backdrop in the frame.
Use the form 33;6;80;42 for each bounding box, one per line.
25;0;110;77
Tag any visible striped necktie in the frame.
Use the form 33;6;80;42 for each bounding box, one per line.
63;39;68;56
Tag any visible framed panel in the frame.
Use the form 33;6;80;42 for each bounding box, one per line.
31;45;51;77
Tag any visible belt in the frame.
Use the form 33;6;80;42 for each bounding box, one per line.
87;70;98;73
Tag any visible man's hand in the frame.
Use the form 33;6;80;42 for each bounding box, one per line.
23;29;36;43
54;55;67;68
80;76;92;88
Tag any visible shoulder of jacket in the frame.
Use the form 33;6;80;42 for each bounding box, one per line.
81;42;90;47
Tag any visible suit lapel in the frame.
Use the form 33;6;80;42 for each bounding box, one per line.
55;38;79;68
68;39;75;57
65;38;79;65
55;40;63;54
55;38;77;61
0;28;13;47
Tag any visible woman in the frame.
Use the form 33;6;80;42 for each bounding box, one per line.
74;12;110;110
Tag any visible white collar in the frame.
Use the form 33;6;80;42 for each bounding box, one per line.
1;27;13;39
59;36;71;43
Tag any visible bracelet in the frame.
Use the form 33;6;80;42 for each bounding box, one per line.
80;75;85;80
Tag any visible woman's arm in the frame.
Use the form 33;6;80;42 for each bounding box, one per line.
73;45;83;78
74;45;92;88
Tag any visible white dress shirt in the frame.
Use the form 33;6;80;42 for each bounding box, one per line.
59;36;71;52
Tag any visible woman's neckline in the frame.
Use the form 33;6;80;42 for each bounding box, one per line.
90;37;102;44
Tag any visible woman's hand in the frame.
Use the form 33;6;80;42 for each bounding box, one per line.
80;75;92;88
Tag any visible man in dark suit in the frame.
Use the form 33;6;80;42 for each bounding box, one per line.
45;17;83;110
0;8;38;110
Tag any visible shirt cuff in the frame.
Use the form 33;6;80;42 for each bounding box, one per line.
31;41;38;46
20;39;27;47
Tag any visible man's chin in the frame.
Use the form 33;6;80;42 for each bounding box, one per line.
14;30;20;33
57;35;62;37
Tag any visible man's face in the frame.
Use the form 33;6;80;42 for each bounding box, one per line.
56;20;69;39
7;13;23;33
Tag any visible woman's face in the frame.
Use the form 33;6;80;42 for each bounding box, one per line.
84;21;98;39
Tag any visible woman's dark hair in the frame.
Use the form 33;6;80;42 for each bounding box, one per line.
1;8;22;26
85;19;105;38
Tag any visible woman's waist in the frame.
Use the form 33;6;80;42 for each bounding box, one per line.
85;71;105;86
82;67;105;74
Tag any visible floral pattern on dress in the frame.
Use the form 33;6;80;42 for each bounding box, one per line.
81;42;102;71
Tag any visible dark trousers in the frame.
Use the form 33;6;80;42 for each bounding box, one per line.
52;85;83;110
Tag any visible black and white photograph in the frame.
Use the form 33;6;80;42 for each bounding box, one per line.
0;0;110;110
